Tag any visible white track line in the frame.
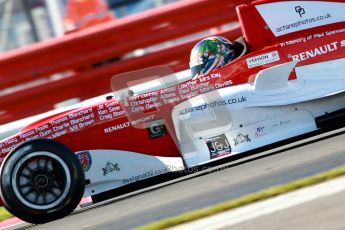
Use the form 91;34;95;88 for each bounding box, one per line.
169;175;345;230
0;197;93;229
0;218;23;230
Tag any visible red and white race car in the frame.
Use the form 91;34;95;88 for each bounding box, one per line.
1;0;345;224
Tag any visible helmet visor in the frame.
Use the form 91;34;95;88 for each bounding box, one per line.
191;64;202;79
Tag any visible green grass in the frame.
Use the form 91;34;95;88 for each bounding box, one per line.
137;164;345;230
0;207;12;222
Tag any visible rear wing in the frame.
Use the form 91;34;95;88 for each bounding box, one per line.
237;0;345;50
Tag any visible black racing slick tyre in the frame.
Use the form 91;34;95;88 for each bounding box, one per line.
0;139;85;224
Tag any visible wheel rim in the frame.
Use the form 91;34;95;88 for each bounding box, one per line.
11;151;72;210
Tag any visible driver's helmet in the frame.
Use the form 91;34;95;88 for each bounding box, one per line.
189;36;235;79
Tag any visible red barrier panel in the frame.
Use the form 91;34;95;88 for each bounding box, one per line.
0;0;250;89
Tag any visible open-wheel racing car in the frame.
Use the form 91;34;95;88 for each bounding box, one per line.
1;0;345;224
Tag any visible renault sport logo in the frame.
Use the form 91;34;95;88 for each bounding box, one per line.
295;6;305;17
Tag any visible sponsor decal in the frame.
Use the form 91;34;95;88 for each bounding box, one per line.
104;121;130;133
246;51;280;68
273;120;291;127
179;96;247;115
325;28;345;36
256;1;345;36
281;29;345;47
275;13;332;34
147;120;166;139
280;37;307;47
77;151;92;172
295;6;305;18
255;126;266;137
341;40;345;47
131;115;156;125
290;42;338;61
102;161;120;176
122;167;169;184
233;133;251;146
205;134;231;159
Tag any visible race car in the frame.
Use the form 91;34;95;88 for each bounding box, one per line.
0;0;345;224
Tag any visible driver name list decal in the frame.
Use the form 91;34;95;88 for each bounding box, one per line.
0;71;232;159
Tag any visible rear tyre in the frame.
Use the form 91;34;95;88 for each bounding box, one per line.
0;139;85;224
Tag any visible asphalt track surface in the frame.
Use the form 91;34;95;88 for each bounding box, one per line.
228;187;345;230
9;128;345;230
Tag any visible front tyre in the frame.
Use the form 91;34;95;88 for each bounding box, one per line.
0;139;85;224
